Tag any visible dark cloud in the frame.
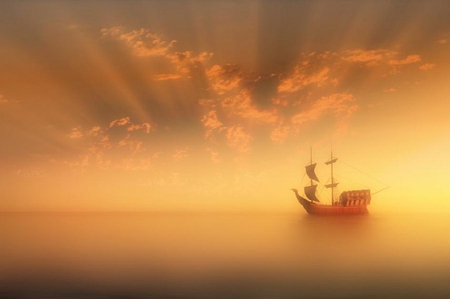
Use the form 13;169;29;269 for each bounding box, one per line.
247;75;279;110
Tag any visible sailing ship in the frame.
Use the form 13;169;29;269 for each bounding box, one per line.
291;149;371;215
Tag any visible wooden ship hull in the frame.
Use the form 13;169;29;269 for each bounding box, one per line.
293;190;370;215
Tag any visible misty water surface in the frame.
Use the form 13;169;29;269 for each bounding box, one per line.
1;212;449;298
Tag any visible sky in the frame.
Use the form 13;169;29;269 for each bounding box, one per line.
1;0;450;213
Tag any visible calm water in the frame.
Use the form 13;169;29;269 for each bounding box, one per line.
1;212;450;298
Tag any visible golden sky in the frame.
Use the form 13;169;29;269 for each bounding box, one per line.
1;0;450;213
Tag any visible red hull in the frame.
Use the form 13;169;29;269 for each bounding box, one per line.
292;189;370;215
305;202;368;215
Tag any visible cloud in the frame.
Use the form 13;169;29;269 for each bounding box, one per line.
291;93;358;126
118;135;143;155
197;47;430;153
199;81;281;150
173;148;189;161
270;124;291;144
201;110;224;138
101;26;176;57
438;39;448;44
119;157;153;171
166;51;213;78
153;73;182;81
271;97;289;107
419;63;436;71
226;126;252;153
0;94;18;103
15;167;47;178
68;127;83;139
342;49;390;65
65;144;111;172
109;117;130;128
206;64;242;95
66;117;157;171
87;126;102;136
221;90;279;124
97;27;433;160
342;50;423;74
277;67;330;93
388;55;421;66
383;88;397;93
205;147;221;164
101;26;213;82
127;123;152;133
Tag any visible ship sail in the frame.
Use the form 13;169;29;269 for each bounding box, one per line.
325;183;339;188
325;158;338;165
304;185;320;202
305;163;320;182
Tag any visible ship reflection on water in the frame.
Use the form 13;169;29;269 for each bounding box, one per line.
1;212;449;298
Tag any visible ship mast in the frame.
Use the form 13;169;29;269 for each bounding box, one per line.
330;150;334;205
325;150;339;205
310;146;313;187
